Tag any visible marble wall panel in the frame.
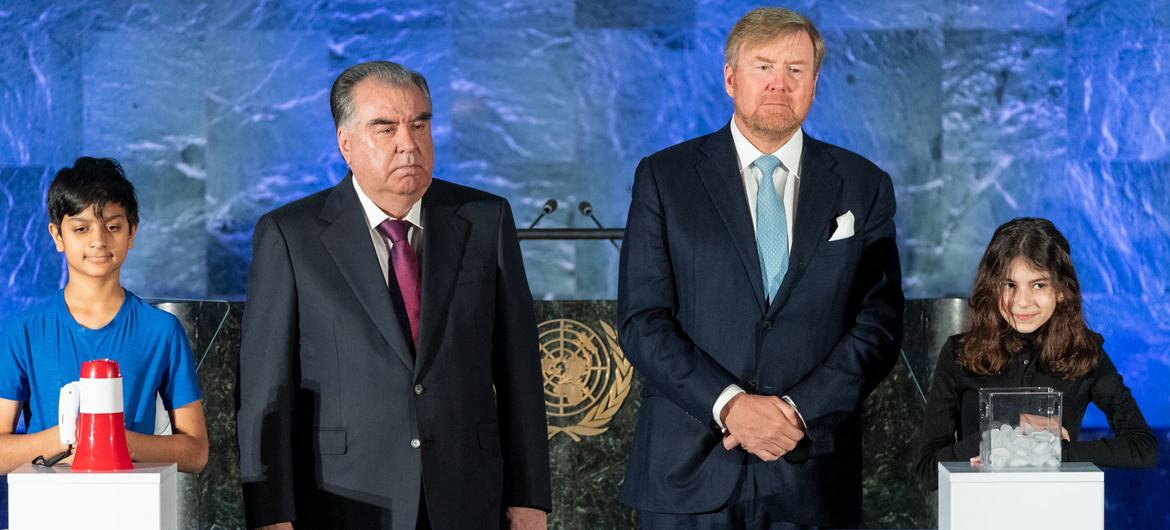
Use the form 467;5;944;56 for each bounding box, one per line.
1050;161;1170;425
575;0;695;29
205;160;348;297
1068;28;1170;161
453;0;572;29
945;0;1067;30
204;30;335;295
809;29;944;163
893;158;1069;296
204;0;331;30
0;5;83;166
452;26;576;166
86;1;212;32
695;0;818;35
815;0;944;29
942;31;1066;162
0;167;64;317
325;0;451;31
1067;0;1170;28
119;161;209;298
82;30;207;166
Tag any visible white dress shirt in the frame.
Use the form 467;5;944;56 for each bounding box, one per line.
712;118;806;430
731;116;802;246
352;177;424;286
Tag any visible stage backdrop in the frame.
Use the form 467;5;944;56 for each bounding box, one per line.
0;1;1167;428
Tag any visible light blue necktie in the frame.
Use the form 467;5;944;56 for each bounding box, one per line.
754;154;789;303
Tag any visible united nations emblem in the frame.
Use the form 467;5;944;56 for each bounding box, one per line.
540;319;633;441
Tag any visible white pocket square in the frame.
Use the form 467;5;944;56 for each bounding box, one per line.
828;210;854;241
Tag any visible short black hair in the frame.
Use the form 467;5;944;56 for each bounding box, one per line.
47;157;139;227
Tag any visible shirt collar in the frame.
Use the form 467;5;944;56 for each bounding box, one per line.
352;176;423;232
729;116;803;179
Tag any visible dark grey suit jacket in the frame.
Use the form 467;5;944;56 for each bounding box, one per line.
237;176;551;529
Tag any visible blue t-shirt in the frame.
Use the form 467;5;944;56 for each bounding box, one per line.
0;289;202;435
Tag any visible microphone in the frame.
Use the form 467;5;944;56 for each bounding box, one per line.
579;201;619;250
528;199;558;229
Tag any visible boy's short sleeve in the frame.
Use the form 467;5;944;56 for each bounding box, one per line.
0;320;31;402
159;318;202;410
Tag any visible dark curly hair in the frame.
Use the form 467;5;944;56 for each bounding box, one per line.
959;217;1101;379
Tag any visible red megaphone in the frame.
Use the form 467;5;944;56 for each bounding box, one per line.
70;359;134;471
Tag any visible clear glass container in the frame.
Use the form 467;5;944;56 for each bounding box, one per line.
979;387;1062;469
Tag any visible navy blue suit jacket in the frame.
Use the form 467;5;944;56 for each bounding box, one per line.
617;125;903;527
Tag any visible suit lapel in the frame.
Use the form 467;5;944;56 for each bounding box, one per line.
766;135;842;317
319;175;415;371
696;125;767;314
416;181;470;377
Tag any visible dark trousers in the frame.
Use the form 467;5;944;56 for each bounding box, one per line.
299;484;431;529
640;463;816;530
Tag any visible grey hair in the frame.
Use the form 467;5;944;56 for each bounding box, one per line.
329;60;432;129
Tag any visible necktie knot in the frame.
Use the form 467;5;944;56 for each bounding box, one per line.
755;154;782;180
377;219;411;243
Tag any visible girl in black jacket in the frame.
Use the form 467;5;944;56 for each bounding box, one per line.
915;217;1157;490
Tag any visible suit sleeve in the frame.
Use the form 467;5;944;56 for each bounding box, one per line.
236;214;301;528
618;157;740;430
784;169;904;456
491;200;553;511
914;337;981;490
1063;351;1158;468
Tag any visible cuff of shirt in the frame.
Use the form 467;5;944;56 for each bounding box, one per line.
713;384;746;431
780;395;807;431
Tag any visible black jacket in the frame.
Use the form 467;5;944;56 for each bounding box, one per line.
916;332;1158;490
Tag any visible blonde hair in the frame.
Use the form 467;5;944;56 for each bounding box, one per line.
725;7;825;73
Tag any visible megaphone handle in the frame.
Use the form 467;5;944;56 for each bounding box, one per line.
59;381;80;445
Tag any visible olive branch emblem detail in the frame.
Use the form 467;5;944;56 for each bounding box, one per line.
543;320;633;442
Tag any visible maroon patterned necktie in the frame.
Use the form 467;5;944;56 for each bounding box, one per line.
376;219;421;347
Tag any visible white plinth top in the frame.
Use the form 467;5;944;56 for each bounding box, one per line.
940;461;1102;483
7;463;176;484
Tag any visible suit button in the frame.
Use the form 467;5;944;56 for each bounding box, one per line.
414;384;425;395
410;438;421;449
762;321;772;330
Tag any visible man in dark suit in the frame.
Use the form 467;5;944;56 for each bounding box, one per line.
617;8;904;529
236;61;551;530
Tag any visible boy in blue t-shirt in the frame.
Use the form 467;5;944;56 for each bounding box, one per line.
0;157;208;474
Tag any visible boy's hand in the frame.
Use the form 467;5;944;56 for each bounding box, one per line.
48;425;73;462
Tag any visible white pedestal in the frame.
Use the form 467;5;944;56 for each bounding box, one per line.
7;463;177;530
938;462;1103;530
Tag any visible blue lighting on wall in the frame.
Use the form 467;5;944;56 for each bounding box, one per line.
0;1;1167;433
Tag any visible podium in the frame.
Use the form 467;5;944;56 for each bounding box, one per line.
7;463;177;530
938;462;1103;530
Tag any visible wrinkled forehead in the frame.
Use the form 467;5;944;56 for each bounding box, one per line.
737;28;815;60
352;79;430;117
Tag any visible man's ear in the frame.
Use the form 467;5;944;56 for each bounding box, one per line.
128;224;137;249
48;223;64;252
337;127;351;165
723;63;736;98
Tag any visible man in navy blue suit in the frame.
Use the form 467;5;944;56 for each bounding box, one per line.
617;7;904;528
